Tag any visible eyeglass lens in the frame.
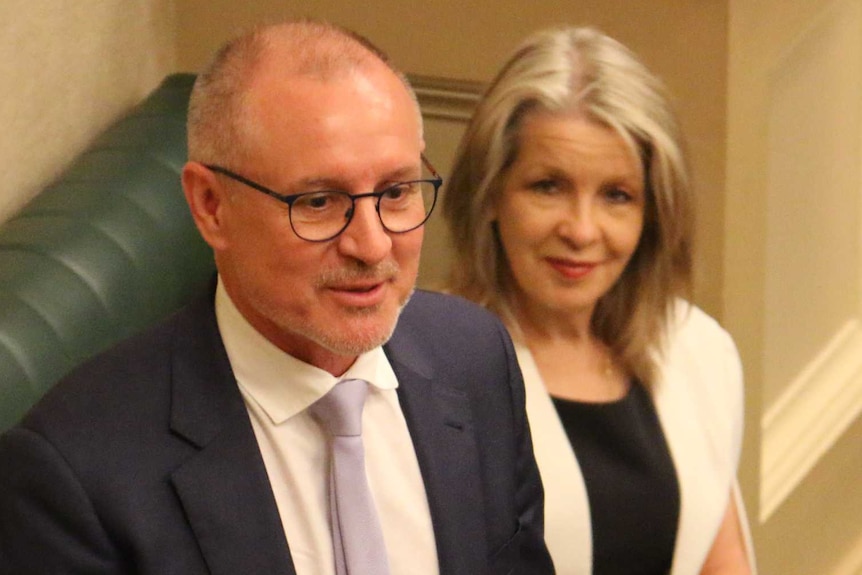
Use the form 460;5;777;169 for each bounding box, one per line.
291;181;438;241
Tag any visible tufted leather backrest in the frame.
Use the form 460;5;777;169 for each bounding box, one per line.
0;74;215;432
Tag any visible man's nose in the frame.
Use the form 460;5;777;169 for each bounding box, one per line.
336;197;392;263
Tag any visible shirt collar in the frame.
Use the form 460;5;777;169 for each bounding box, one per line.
214;277;398;425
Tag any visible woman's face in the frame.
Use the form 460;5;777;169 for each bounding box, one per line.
494;111;645;325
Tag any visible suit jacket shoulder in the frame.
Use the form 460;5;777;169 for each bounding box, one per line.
0;289;292;574
0;288;554;575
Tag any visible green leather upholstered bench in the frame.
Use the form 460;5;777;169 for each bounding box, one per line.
0;74;214;432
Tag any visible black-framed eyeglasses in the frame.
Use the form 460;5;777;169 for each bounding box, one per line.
204;156;443;242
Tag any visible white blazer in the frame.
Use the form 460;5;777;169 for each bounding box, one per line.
519;301;757;575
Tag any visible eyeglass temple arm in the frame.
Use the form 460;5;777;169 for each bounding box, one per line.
421;154;443;183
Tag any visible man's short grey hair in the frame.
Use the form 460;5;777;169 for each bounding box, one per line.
187;19;420;167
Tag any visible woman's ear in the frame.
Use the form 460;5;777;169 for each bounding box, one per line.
181;162;230;250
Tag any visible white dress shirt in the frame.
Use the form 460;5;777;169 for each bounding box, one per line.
215;280;439;575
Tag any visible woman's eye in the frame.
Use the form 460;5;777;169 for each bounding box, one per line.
605;187;633;204
529;179;559;194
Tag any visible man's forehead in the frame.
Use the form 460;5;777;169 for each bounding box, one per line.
236;69;422;175
245;60;417;127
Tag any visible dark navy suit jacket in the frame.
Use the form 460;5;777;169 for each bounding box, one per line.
0;288;554;574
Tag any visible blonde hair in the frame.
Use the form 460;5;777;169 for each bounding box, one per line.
443;27;693;384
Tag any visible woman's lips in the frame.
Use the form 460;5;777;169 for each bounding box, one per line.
546;257;597;280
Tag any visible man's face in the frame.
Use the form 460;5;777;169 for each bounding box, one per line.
212;62;425;375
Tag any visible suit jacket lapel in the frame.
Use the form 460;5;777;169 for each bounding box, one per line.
385;332;488;575
168;292;296;575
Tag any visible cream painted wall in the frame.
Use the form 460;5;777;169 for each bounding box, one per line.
175;0;729;318
0;0;177;224
727;0;862;573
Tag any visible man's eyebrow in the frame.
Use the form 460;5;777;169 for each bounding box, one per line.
291;166;423;192
291;177;342;192
382;165;423;183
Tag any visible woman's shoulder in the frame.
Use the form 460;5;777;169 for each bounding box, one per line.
667;299;737;353
659;302;746;476
661;299;743;399
660;299;744;410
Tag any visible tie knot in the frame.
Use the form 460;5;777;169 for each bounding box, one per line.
311;378;369;437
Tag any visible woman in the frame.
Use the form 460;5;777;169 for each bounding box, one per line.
443;27;756;574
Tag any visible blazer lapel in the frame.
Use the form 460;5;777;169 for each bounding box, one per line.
653;340;727;575
385;334;488;575
168;293;296;575
515;342;593;572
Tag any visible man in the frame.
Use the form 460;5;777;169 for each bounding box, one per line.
0;20;553;575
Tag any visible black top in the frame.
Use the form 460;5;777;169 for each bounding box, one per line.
552;383;680;575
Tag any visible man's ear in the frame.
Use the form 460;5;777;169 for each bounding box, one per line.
182;162;230;250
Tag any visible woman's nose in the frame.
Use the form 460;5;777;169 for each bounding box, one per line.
557;200;599;245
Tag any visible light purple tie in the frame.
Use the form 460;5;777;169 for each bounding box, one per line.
311;379;391;575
